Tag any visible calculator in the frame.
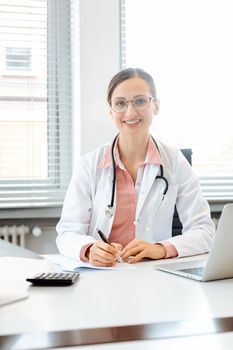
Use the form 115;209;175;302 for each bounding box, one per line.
26;272;79;286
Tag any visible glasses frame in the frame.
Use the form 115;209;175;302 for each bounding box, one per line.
110;95;156;113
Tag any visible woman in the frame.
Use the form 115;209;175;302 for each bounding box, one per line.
56;68;215;266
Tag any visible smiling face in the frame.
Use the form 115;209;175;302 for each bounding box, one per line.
109;77;159;138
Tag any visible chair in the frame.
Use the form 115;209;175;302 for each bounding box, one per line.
172;149;192;237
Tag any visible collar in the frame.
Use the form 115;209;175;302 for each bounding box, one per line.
98;136;162;169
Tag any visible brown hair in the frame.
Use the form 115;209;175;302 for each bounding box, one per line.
107;68;157;105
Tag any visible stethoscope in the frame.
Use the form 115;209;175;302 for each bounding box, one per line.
105;134;169;230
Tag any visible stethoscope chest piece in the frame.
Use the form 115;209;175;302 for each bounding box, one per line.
105;205;114;219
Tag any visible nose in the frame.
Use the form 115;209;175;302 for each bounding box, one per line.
124;101;137;115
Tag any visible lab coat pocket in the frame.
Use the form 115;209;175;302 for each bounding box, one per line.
157;184;178;230
137;184;177;227
161;185;178;210
136;185;179;241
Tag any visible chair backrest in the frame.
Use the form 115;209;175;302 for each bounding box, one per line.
172;149;192;237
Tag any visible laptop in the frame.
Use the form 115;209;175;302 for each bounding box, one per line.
0;239;43;259
156;203;233;282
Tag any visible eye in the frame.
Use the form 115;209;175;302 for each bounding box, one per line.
113;99;127;108
134;97;147;106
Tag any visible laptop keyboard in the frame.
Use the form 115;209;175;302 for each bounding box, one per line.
179;266;204;276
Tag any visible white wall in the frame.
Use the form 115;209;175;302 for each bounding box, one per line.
78;0;121;156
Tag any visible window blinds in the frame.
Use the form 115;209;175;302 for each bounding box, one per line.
120;0;233;202
0;0;73;208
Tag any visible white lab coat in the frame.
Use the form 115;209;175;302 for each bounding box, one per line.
56;140;215;261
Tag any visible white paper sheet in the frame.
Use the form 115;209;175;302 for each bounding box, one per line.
45;254;136;272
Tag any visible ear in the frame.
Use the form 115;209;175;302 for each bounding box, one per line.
109;107;114;119
153;99;160;115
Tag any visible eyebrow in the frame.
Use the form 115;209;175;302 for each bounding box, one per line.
112;94;148;100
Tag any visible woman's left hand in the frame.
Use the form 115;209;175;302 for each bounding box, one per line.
120;239;166;263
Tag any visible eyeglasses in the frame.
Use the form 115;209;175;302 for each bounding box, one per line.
110;95;156;113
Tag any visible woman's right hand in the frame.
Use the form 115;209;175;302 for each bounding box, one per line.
86;241;122;267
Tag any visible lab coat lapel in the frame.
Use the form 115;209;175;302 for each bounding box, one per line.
136;164;160;219
94;167;115;239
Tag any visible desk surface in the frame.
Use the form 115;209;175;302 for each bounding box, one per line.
0;254;233;349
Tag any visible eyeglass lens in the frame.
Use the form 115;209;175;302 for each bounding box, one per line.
111;96;152;112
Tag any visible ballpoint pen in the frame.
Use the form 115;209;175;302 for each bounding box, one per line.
96;229;123;263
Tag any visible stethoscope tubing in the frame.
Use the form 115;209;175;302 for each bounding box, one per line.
106;134;169;223
109;134;118;208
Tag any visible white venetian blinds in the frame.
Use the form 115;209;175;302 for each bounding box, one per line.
0;0;73;208
121;0;233;202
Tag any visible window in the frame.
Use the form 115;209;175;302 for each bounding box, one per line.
0;0;73;208
121;0;233;202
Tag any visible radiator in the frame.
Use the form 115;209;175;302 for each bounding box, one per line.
0;225;30;248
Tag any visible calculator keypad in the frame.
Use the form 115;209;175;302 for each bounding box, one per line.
26;272;79;286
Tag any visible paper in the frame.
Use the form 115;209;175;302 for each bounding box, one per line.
45;254;136;272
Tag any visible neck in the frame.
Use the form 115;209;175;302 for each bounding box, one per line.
118;133;150;163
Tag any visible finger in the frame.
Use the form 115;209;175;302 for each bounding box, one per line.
90;248;116;264
121;240;141;255
111;243;123;260
112;243;123;252
127;251;145;264
96;240;116;254
121;245;144;260
94;248;116;262
95;241;117;257
90;257;116;267
90;245;116;263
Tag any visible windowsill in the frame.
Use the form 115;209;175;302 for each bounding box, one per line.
0;201;231;221
0;206;62;220
208;201;233;213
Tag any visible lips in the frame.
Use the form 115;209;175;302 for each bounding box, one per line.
123;119;142;125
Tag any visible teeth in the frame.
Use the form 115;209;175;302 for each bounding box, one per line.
124;119;141;125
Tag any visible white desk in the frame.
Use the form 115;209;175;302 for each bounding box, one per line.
0;255;233;349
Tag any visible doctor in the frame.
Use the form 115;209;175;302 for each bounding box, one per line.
56;68;215;267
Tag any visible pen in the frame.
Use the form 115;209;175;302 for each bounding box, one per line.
96;229;123;263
